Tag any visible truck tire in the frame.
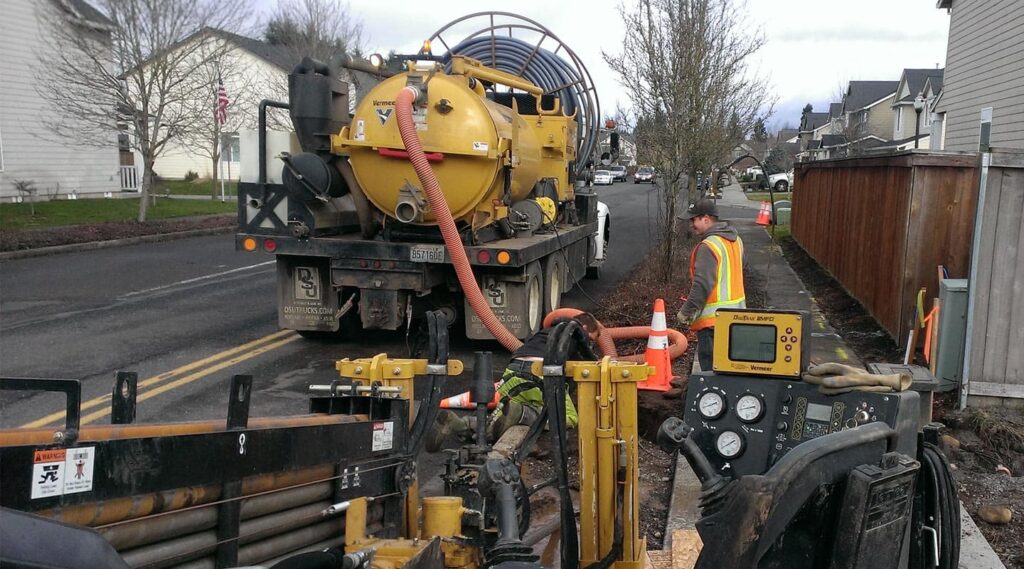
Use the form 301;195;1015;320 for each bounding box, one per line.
774;180;789;191
542;254;565;316
525;261;544;336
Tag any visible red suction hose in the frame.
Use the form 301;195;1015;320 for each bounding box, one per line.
395;87;523;351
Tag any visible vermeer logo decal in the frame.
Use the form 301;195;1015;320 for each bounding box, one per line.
376;108;393;125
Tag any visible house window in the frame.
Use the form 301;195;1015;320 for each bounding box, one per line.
0;124;5;172
979;107;993;152
220;132;240;162
895;107;903;132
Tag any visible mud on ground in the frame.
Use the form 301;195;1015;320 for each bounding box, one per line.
780;235;1024;568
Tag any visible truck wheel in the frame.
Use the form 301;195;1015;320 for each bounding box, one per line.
774;180;789;191
542;254;565;316
525;261;543;336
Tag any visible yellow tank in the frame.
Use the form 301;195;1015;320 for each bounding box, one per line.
335;58;573;230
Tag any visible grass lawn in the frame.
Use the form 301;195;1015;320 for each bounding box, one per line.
1;197;235;231
155;179;238;197
766;223;791;240
745;192;793;202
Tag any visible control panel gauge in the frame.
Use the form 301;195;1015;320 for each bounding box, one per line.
715;431;744;458
735;394;764;423
698;392;726;419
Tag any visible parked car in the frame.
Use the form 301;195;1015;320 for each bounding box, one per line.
634;166;654;183
593;170;613;185
768;170;793;191
609;165;628;182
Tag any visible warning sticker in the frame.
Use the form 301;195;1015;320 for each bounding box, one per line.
355;119;366;141
31;449;65;499
472;141;489;152
30;446;96;499
63;446;95;495
413;108;428;131
372;421;394;452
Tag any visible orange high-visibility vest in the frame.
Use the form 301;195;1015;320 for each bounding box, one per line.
689;234;746;331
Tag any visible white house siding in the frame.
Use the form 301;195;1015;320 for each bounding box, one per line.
938;0;1024;152
0;0;119;200
153;51;290;180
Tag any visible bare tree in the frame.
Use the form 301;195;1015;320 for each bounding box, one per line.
35;0;253;222
603;0;774;279
177;41;260;198
265;0;364;63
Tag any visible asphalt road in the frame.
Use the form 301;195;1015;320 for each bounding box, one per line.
0;180;664;431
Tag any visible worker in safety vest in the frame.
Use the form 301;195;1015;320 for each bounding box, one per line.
676;199;746;371
425;313;601;452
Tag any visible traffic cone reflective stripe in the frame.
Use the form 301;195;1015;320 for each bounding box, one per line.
639;298;672;392
756;201;771;226
439;384;500;409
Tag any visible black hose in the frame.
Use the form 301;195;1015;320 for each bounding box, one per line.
544;321;580;569
406;311;449;456
911;442;960;569
583;445;625;569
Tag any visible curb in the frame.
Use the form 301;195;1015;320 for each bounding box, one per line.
0;226;236;261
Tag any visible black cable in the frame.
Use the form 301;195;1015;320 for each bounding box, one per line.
544;321;580;569
911;443;960;569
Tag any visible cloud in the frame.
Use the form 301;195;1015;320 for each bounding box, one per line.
775;27;946;43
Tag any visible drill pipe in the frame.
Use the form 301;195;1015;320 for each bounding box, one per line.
1;413;362;447
100;481;333;550
40;465;336;527
119;503;385;568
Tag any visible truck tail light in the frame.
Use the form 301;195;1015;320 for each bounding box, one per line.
359;260;369;268
263;238;277;252
477;250;491;263
496;251;511;265
243;238;257;251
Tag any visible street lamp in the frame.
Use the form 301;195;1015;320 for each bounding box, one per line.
913;93;926;149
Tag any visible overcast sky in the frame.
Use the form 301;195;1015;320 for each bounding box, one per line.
338;0;951;131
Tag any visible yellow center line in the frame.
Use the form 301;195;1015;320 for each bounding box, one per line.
20;329;297;429
78;334;302;425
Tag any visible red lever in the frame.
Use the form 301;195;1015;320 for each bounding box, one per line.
378;147;444;162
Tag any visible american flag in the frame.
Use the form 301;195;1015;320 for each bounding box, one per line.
215;73;229;125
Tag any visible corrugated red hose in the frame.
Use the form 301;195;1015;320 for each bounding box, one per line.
395;87;524;351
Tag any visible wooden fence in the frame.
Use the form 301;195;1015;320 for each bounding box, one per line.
792;151;980;341
964;150;1024;407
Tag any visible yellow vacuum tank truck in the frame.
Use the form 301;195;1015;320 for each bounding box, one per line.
235;13;607;342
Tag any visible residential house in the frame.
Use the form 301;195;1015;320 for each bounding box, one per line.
0;0;120;201
923;75;945;148
797;109;831;149
934;0;1024;152
150;29;301;182
840;80;899;145
890;68;944;149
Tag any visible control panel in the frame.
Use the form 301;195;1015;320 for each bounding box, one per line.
683;373;920;477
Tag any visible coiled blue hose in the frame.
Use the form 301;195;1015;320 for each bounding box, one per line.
442;36;598;178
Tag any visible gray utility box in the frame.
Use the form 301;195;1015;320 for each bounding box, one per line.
936;279;968;391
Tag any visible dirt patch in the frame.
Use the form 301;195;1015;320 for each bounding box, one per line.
0;214;234;252
779;234;1024;568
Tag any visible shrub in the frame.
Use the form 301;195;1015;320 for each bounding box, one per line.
183;170;199;182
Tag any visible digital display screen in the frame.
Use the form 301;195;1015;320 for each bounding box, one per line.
728;324;777;362
806;403;831;422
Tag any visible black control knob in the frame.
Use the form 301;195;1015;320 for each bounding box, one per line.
776;421;788;431
782;394;793;404
855;410;870;424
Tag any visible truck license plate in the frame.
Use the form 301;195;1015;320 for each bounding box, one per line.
410;245;446;263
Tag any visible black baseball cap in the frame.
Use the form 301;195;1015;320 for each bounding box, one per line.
678;199;720;220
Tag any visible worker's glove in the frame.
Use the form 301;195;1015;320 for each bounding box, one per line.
802;362;912;395
676;308;694;328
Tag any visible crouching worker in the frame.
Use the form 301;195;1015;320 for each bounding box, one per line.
425;313;603;452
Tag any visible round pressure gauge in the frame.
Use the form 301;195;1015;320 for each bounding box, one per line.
715;431;745;459
697;391;726;419
735;394;764;423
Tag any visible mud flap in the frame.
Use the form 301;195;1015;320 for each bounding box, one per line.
277;257;339;331
465;273;536;340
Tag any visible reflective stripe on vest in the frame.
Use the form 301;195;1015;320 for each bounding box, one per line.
689;235;746;330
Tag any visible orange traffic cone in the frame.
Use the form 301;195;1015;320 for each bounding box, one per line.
439;384;500;409
638;298;672;392
755;201;772;226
